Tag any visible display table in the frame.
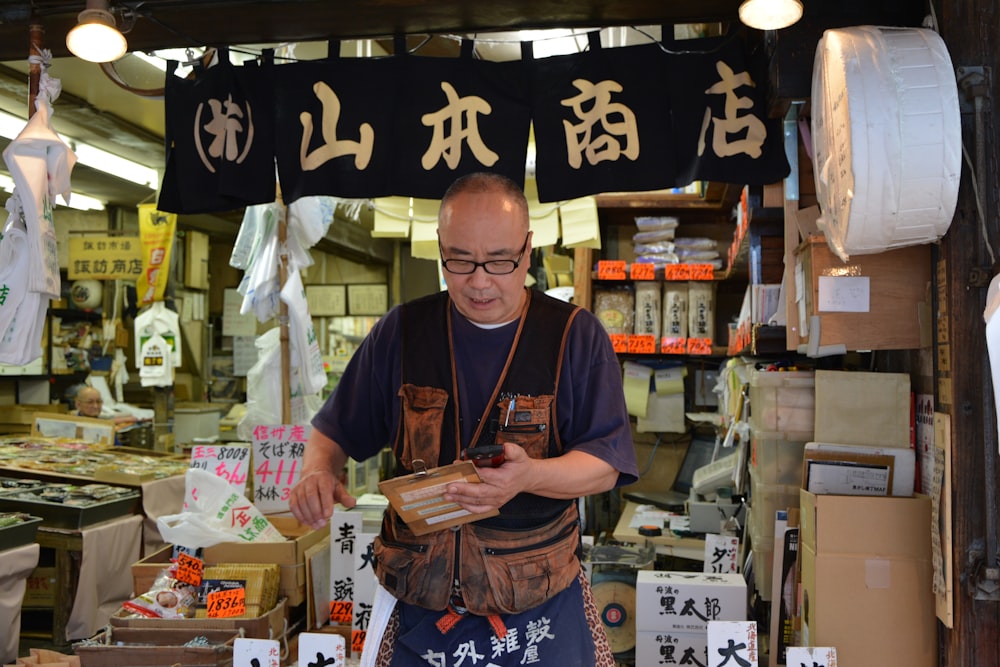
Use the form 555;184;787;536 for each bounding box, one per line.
612;500;706;561
34;513;143;644
1;542;39;663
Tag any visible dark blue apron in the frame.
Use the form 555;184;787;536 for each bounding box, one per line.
389;578;597;666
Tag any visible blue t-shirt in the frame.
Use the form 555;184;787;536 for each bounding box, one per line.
312;294;638;486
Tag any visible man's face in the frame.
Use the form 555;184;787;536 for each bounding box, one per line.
438;189;532;326
76;392;103;417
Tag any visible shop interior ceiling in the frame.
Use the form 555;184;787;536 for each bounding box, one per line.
0;0;926;245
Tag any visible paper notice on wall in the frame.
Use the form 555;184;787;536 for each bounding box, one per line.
817;275;870;312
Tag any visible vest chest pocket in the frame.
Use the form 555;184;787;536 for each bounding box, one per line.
495;394;554;459
398;384;449;469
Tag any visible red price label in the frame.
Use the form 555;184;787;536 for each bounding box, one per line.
206;587;246;618
629;263;656;280
687;338;714;355
627;334;656;354
689;264;715;280
330;600;354;624
663;264;691;280
351;629;367;654
661;337;687;354
596;260;627;280
608;333;629;353
175;552;203;587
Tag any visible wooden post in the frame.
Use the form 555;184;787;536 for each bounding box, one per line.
28;22;42;117
277;197;292;424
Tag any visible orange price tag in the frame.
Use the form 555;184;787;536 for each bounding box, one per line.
661;337;687;354
662;264;691;281
206;587;246;618
627;334;656;354
175;552;203;587
629;263;656;280
689;264;715;280
330;600;354;625
351;629;367;654
596;260;627;280
608;333;629;353
687;338;714;355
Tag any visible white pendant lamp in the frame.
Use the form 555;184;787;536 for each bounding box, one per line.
738;0;804;31
66;0;128;63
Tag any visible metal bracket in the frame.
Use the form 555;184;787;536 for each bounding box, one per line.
957;65;989;114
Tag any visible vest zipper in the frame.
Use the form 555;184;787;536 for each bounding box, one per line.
451;526;463;603
483;521;577;556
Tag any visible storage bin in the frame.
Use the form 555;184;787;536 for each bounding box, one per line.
747;468;801;550
749;429;812;486
749;369;815;434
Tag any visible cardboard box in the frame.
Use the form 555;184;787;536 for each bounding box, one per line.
803;442;916;496
23;566;58;606
636;629;708;666
110;597;287;640
131;516;328;607
799;491;936;666
791;235;931;351
635;571;746;633
75;627;237;667
0;404;65;434
814;370;911;448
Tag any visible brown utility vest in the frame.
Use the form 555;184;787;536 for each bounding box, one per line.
372;289;585;615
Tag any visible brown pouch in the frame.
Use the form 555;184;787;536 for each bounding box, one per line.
398;383;449;469
495;394;554;459
372;508;455;611
458;503;581;615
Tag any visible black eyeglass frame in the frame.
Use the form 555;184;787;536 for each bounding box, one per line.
438;232;530;275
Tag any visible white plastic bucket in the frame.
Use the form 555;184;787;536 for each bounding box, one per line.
811;25;961;261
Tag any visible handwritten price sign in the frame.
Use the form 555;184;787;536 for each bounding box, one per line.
206;587;246;618
596;260;627;280
608;333;629;354
627;334;656;354
661;337;688;354
330;600;353;625
252;424;309;513
687;338;714;355
663;264;691;280
688;264;715;280
175;552;204;587
629;263;656;280
187;444;250;507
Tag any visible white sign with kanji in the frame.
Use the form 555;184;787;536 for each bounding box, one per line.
251;424;309;513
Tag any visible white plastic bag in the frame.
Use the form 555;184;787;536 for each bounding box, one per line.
156;468;286;548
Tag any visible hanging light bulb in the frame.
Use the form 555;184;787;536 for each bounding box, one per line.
66;0;128;63
738;0;804;31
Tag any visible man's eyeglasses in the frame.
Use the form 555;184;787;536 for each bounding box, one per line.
439;233;529;275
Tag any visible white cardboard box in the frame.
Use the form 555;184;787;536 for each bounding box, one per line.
636;629;708;666
636;571;746;632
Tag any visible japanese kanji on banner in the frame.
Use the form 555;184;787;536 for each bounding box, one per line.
251;424;308;513
136;203;176;305
159;31;789;212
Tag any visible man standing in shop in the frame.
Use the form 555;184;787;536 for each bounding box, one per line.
290;171;637;666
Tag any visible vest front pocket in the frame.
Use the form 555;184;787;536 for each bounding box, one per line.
398;384;449;469
495;394;554;459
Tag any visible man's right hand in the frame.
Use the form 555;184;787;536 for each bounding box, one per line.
289;468;357;529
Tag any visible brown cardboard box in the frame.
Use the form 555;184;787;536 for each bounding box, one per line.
131;517;328;607
0;404;66;434
109;597;287;640
799;491;936;666
791;235;931;351
23;566;58;606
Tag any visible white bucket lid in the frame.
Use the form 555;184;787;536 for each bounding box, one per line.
811;25;961;260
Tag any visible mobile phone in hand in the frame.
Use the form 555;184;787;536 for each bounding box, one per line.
461;444;505;468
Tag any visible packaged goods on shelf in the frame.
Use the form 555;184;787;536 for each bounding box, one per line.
662;284;689;339
633;282;661;341
687;281;715;341
593;286;635;335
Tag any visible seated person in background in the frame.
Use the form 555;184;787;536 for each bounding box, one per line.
73;386;138;428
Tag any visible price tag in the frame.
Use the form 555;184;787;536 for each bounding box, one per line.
627;334;656;354
175;552;204;587
687;338;713;355
596;260;627;280
663;264;691;280
206;587;246;618
351;629;367;655
330;600;353;625
689;264;715;280
660;337;687;354
608;333;629;353
629;263;656;280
